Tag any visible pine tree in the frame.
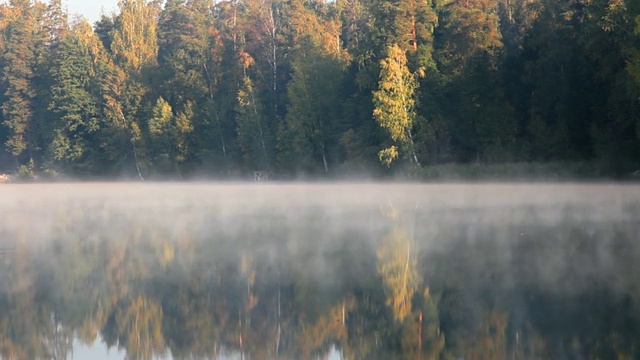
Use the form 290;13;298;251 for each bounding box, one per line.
375;0;437;54
157;0;221;166
47;20;107;173
1;0;47;170
435;0;502;75
45;0;68;43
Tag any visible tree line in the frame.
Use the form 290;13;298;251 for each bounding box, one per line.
0;0;639;179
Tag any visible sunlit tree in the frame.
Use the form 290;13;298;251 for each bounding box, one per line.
1;0;47;170
111;0;158;72
373;44;421;167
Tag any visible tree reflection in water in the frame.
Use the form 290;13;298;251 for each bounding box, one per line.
0;183;639;360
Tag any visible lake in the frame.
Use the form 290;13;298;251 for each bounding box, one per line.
0;183;639;359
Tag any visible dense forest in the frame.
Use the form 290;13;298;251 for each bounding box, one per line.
0;0;639;179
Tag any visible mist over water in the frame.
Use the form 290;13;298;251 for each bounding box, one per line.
1;182;639;359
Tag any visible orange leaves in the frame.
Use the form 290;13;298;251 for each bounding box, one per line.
377;225;419;323
239;50;255;70
111;0;159;72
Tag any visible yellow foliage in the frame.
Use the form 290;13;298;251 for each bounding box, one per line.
295;297;354;357
159;241;174;266
73;20;106;72
239;50;255;70
378;146;399;167
373;44;419;166
116;295;165;360
377;226;419;323
111;0;158;71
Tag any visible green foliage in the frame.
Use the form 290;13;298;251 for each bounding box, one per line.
147;97;174;172
173;101;194;163
47;21;105;172
280;41;345;173
148;97;173;137
236;76;272;170
1;1;45;160
0;0;639;177
435;0;502;74
16;158;36;180
631;16;640;90
634;16;640;143
146;97;196;169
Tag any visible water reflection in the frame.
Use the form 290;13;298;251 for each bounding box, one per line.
0;183;639;359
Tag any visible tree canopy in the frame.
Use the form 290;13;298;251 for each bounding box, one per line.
0;0;638;178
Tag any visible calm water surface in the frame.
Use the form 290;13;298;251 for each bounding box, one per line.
0;183;639;360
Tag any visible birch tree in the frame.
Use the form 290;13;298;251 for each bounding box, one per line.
373;43;421;167
103;0;159;179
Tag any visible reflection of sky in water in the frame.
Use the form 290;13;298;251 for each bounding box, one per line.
71;336;345;359
72;338;125;360
72;341;342;360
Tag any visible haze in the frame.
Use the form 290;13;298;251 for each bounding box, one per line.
1;182;639;359
2;182;637;276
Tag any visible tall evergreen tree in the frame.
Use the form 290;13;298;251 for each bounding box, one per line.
435;0;502;75
584;0;640;172
1;0;47;171
157;0;222;168
47;20;107;174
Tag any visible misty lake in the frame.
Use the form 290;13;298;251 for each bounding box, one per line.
1;182;639;359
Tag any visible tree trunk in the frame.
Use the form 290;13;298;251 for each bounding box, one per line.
408;129;421;168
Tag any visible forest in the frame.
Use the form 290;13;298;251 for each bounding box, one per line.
0;0;639;179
